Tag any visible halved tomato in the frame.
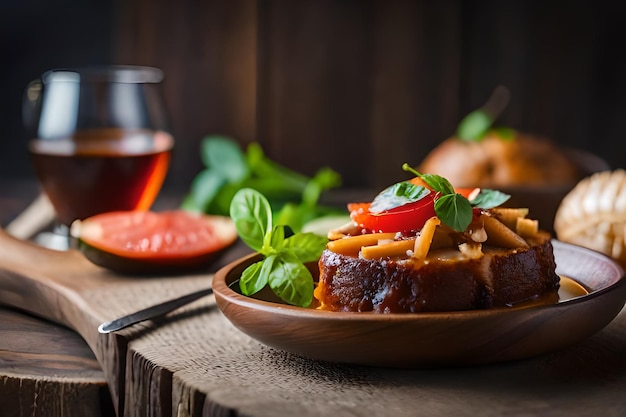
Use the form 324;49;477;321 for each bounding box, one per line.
70;210;238;274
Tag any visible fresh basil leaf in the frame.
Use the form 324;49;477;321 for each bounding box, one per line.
179;193;198;212
491;126;516;141
229;188;329;306
302;167;342;207
395;182;425;199
283;232;328;262
401;163;475;231
470;189;511;209
369;182;430;213
419;174;455;195
188;136;341;228
246;142;310;190
239;260;267;295
434;194;473;232
245;141;262;166
201;136;249;182
187;169;227;212
205;182;241;215
267;251;314;307
457;109;493;142
229;188;273;252
273;202;303;232
269;224;295;251
275;202;344;233
238;178;301;204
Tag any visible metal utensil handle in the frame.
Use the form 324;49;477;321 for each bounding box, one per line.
98;287;213;333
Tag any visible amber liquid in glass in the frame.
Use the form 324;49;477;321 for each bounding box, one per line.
29;128;173;226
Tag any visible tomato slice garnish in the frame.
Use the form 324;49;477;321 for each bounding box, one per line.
348;193;437;234
348;183;479;234
455;187;480;200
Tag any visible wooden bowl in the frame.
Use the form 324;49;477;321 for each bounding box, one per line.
212;240;626;368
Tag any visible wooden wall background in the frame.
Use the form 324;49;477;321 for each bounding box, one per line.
2;0;625;192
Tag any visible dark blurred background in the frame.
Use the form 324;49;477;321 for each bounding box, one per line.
1;0;625;193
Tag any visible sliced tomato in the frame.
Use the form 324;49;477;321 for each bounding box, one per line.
71;210;238;274
408;177;431;188
348;193;437;234
455;187;480;200
347;183;479;234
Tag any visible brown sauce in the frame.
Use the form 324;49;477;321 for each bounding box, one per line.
506;275;589;309
557;275;590;300
239;276;589;312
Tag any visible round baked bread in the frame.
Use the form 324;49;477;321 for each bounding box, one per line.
316;232;559;313
554;169;626;268
418;131;580;188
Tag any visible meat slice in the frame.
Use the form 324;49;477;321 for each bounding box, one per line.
316;232;559;313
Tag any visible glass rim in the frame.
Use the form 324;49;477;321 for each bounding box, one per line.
42;65;164;84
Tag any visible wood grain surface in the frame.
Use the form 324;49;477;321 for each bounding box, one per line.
0;309;114;417
105;0;626;195
1;226;626;417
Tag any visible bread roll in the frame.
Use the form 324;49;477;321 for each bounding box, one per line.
418;131;580;188
554;170;626;268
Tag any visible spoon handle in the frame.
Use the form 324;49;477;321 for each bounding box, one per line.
98;287;214;333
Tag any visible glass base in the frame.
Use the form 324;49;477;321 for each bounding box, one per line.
33;224;70;251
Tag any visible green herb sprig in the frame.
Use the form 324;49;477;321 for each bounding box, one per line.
229;188;328;307
182;136;343;232
369;182;430;213
456;86;515;142
401;163;510;231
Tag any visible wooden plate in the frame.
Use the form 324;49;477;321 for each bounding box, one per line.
212;240;626;368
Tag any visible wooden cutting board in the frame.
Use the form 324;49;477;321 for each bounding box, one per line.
1;227;626;417
0;227;249;416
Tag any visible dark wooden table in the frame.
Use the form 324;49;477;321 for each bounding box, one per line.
1;178;626;417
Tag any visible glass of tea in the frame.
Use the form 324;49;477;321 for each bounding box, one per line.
23;66;174;247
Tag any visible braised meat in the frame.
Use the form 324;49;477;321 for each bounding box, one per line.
316;231;559;313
